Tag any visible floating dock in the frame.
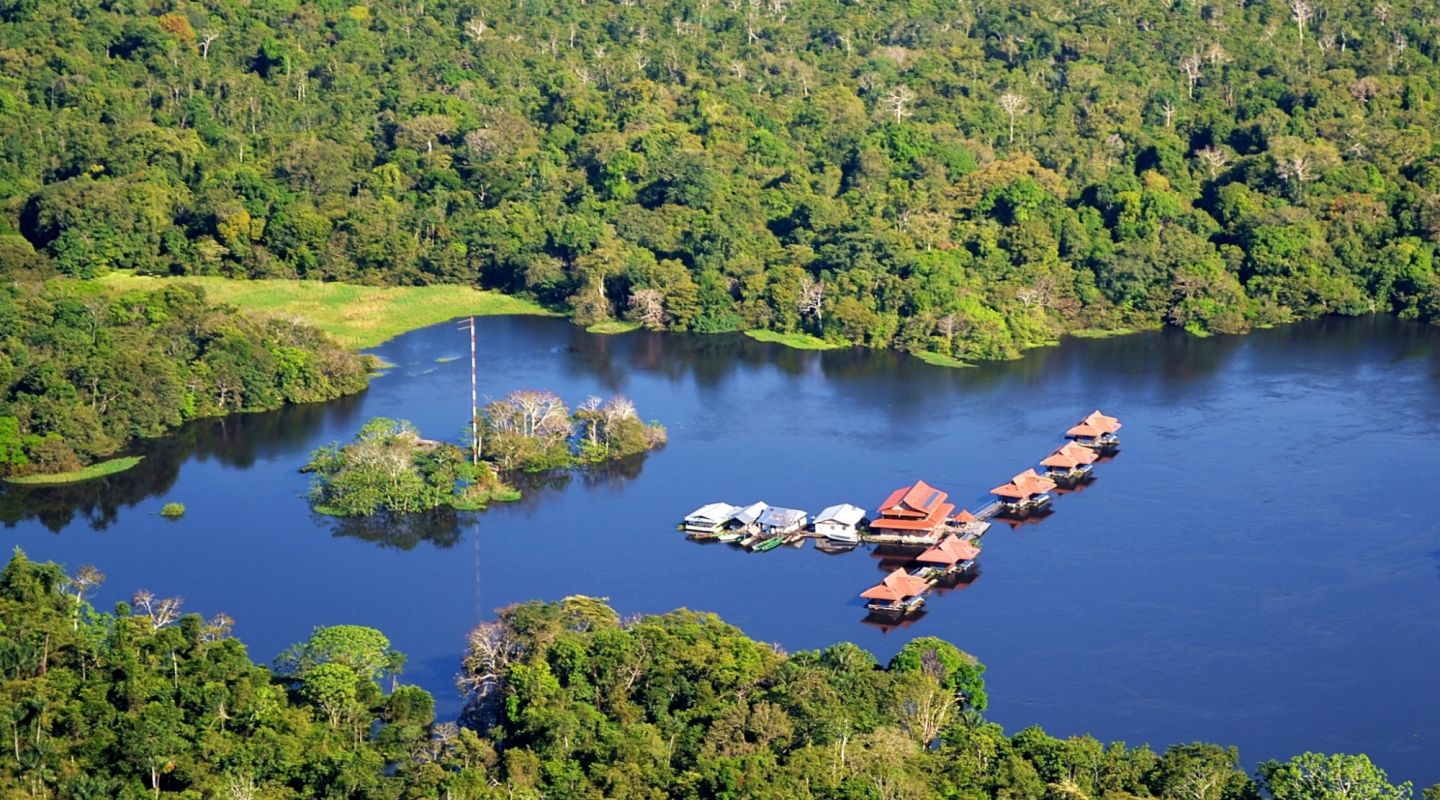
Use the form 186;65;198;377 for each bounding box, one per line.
676;410;1124;627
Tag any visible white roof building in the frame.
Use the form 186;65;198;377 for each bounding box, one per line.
814;503;867;527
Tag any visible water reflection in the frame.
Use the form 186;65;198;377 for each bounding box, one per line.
1;394;367;532
325;509;469;550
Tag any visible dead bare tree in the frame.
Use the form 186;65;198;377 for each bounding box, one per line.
458;619;521;728
132;590;183;632
601;396;639;433
575;396;604;447
1179;53;1204;99
203;613;235;643
65;565;105;630
1290;0;1314;44
883;85;916;122
798;276;825;332
627;288;668;329
70;564;105;606
936;314;961;352
200;31;220;60
226;773;257;800
1388;32;1407;71
1195;146;1231;179
1206;41;1229;67
487;390;571;440
998;91;1027;144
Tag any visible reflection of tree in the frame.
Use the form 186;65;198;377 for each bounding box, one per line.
322;449;657;549
324;509;466;550
501;449;654;511
0;393;364;532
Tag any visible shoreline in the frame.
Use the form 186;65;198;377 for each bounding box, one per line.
96;274;1430;373
4;456;145;485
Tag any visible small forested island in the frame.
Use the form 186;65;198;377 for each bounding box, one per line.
1;551;1428;799
304;418;517;516
0;278;368;481
484;389;667;471
305;394;663;515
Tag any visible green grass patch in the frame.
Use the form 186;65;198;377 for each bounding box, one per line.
99;273;556;349
586;320;642;335
451;487;522;511
912;351;973;369
1066;326;1152;340
5;456;144;485
743;329;845;351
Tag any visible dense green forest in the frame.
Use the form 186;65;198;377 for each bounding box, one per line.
0;277;368;477
3;0;1440;362
1;550;1428;799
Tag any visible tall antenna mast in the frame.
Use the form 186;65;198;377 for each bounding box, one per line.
458;316;480;465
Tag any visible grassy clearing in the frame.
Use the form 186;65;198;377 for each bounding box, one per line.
5;456;144;485
743;329;846;351
586;320;642;335
452;487;523;511
1066;326;1150;340
99;273;556;349
912;351;973;369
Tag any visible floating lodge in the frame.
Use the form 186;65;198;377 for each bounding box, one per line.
860;568;931;619
869;480;956;542
1039;441;1099;488
990;468;1058;519
913;536;981;580
1066;409;1122;455
677;410;1124;621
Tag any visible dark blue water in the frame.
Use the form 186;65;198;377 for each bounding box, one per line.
5;315;1439;783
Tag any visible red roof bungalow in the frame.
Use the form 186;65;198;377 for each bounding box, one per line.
1039;441;1100;487
1065;410;1122;454
915;536;981;578
860;568;930;617
869;480;955;540
991;469;1057;519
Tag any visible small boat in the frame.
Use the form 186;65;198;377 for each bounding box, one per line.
824;528;861;545
752;536;782;552
715;531;743;544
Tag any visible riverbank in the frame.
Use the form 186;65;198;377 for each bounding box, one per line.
4;456;144;485
99;273;556;349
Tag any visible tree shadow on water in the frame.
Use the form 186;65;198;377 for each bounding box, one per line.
322;508;468;551
322;451;655;550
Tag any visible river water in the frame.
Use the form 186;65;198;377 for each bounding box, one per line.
5;315;1439;783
